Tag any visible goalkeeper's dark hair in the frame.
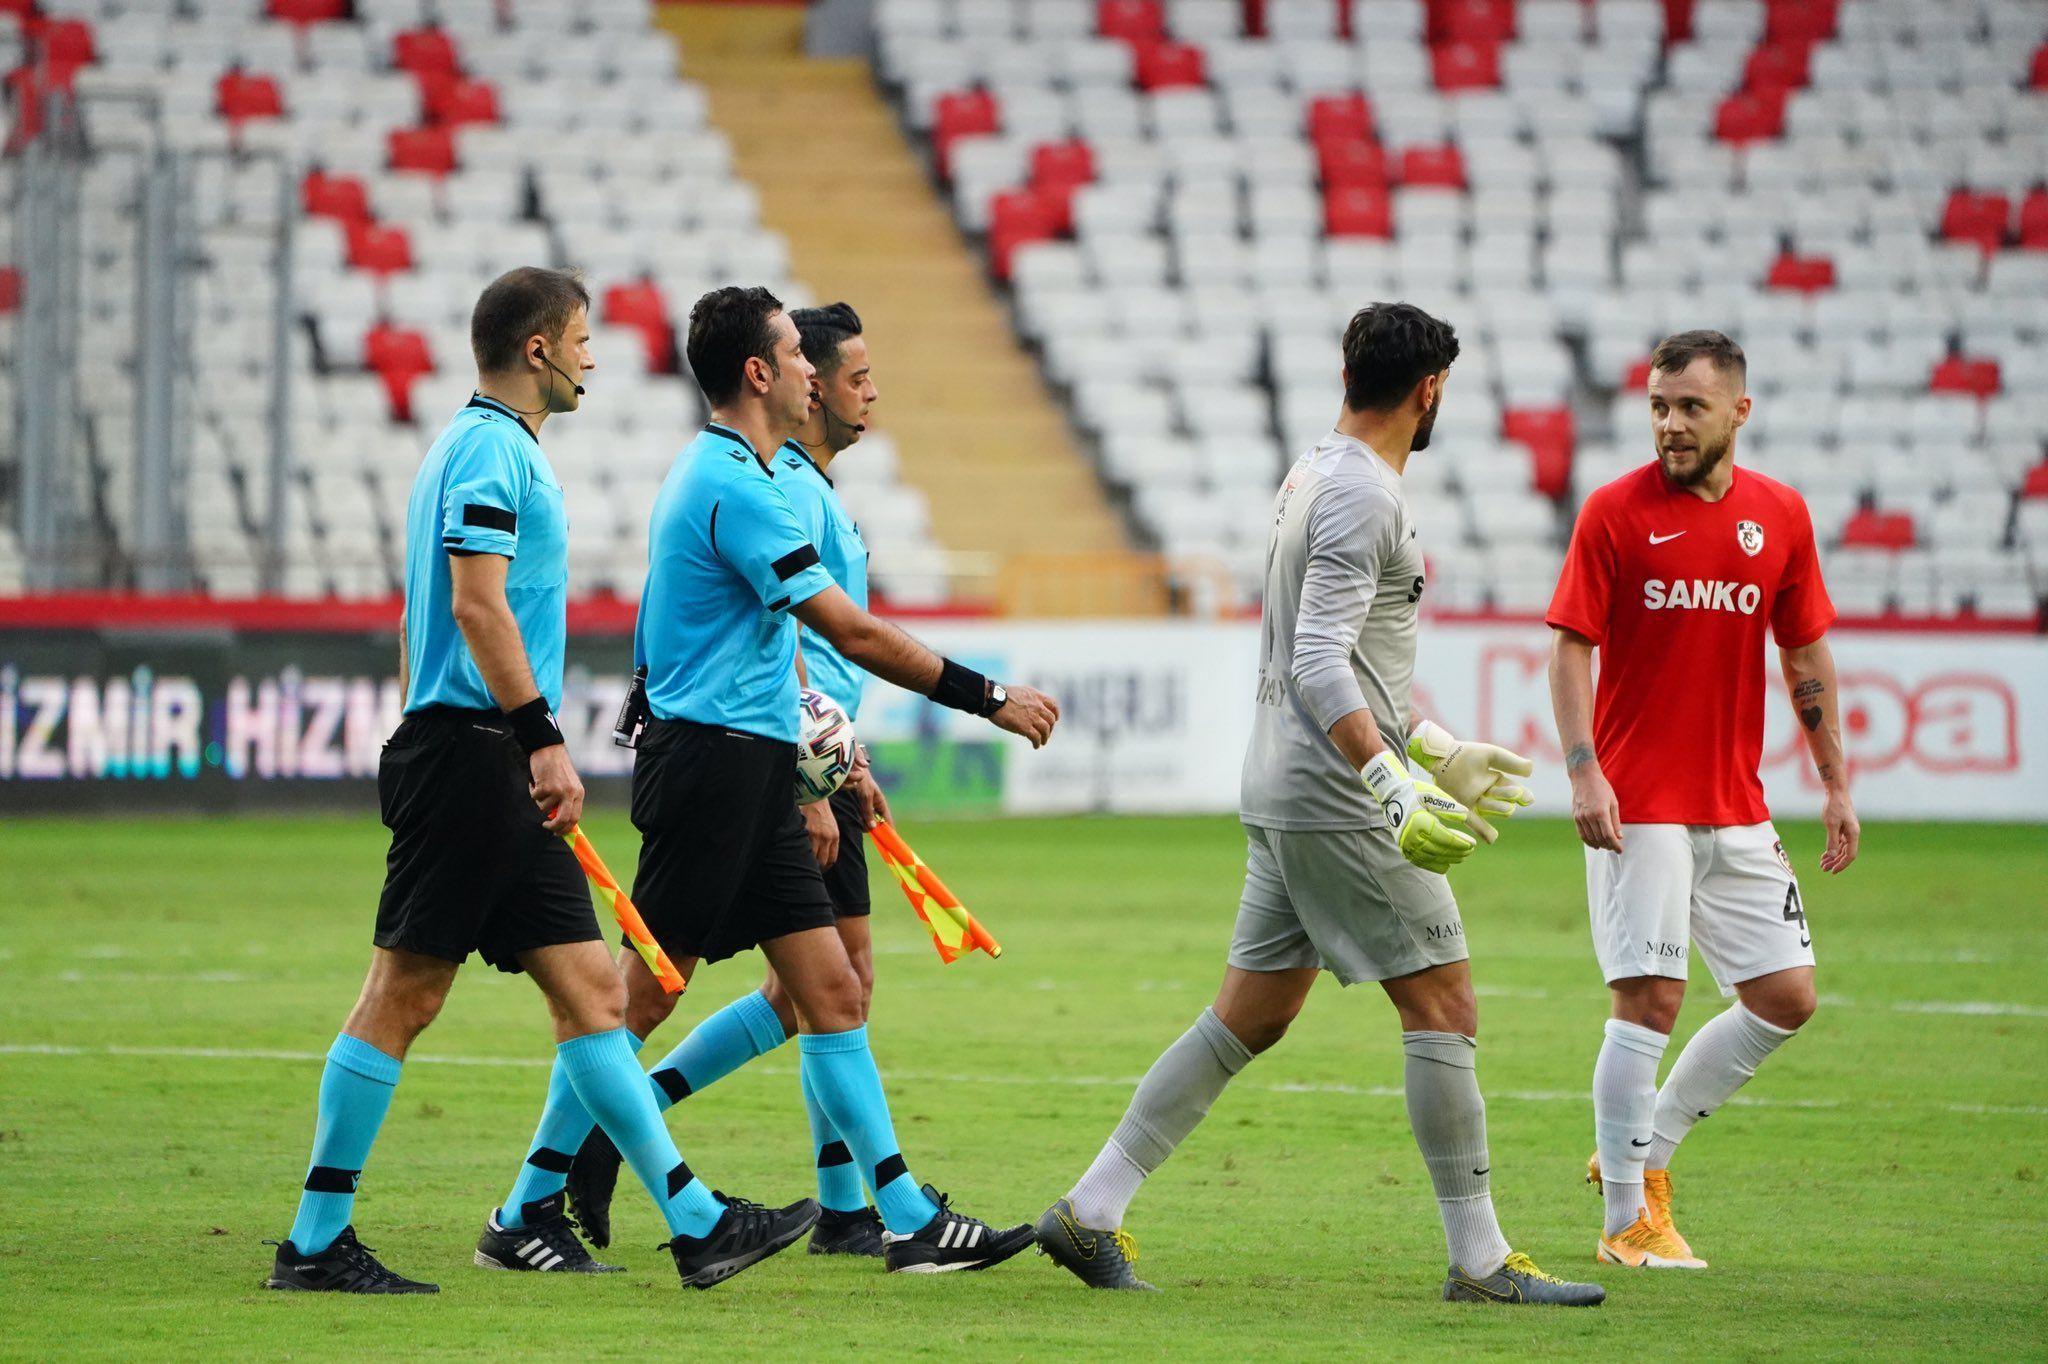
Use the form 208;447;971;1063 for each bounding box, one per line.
1651;329;1747;390
1341;302;1460;413
791;302;864;377
686;285;784;406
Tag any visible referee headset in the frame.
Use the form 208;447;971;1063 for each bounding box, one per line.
491;337;585;416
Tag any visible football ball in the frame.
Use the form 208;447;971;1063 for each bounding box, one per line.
795;688;857;805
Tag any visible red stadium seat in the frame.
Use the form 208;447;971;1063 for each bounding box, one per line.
0;0;34;16
1743;40;1812;94
269;0;348;20
1319;138;1390;188
364;321;433;422
1840;508;1916;551
1324;185;1393;238
1308;94;1373;144
302;168;371;223
1503;406;1576;498
37;17;95;82
387;125;456;176
216;69;285;123
988;188;1062;280
1623;357;1653;390
1766;251;1834;292
0;265;19;314
2032;42;2048;90
345;221;413;275
602;278;676;373
932;88;1000;179
1664;0;1696;41
1097;0;1164;42
1431;40;1501;91
1940;189;2010;253
2022;461;2048;499
1031;140;1096;233
2018;188;2048;249
1133;40;1206;91
391;25;459;77
1714;88;1786;143
1929;355;2001;399
421;73;499;127
1433;0;1516;44
1031;139;1095;190
1764;0;1837;44
1398;144;1466;189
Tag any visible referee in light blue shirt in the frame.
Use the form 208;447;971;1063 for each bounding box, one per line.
535;286;1061;1274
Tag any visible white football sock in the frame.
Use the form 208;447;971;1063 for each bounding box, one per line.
1067;1008;1254;1230
1067;1138;1148;1232
1403;1031;1510;1277
1647;1003;1795;1170
1593;1018;1670;1236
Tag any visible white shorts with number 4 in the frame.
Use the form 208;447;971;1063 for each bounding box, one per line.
1587;822;1814;996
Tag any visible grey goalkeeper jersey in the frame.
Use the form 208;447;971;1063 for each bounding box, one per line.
1241;431;1426;831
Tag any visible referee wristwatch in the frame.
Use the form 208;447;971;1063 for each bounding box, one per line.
981;681;1008;717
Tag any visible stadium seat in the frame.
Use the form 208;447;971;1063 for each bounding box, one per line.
390;25;459;77
1840;507;1917;551
216;69;284;124
344;220;413;275
1097;0;1165;43
1930;354;2002;399
387;124;456;176
363;320;433;423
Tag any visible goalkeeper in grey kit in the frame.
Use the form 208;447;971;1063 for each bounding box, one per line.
1033;303;1603;1306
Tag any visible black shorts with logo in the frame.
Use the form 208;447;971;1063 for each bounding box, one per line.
373;707;602;973
628;718;837;964
821;783;872;919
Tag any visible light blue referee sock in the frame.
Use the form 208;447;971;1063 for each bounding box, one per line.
557;1028;722;1241
287;1033;402;1256
801;1056;868;1213
797;1027;939;1234
498;1033;644;1231
646;990;790;1109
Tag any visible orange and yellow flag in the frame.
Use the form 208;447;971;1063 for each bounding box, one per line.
868;820;1001;963
566;825;686;995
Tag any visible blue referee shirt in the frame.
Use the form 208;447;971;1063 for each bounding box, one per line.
637;423;837;743
401;394;570;714
777;441;871;721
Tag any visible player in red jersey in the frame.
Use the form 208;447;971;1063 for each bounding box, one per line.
1545;331;1860;1270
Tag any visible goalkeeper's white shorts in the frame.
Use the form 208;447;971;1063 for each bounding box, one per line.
1586;822;1814;996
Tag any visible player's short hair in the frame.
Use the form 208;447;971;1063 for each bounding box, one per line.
470;267;588;374
1341;302;1460;413
687;285;785;406
791;301;864;376
1651;330;1747;389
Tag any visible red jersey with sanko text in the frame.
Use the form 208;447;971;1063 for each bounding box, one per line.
1546;462;1836;826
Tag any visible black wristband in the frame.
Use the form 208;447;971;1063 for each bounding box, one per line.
929;657;988;715
505;696;563;754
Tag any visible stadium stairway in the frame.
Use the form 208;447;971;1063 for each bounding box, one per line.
656;3;1165;614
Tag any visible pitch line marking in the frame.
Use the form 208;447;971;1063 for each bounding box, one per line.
1;1043;2041;1118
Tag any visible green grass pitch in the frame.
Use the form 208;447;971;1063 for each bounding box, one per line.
1;814;2044;1359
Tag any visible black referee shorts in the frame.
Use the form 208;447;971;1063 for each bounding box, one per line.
373;707;601;973
628;718;837;964
821;783;872;920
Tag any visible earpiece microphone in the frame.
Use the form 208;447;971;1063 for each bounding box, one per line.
539;351;585;396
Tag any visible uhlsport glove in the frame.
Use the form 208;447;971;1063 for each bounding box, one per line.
1406;719;1535;845
1361;750;1477;874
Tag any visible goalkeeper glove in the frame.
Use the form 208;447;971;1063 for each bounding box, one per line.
1406;719;1535;845
1361;750;1476;874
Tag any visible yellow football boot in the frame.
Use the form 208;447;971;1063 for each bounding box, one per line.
1588;1153;1706;1267
1597;1214;1707;1269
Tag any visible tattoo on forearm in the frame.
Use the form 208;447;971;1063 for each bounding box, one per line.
1817;762;1837;783
1800;706;1824;731
1565;742;1595;771
1792;679;1824;700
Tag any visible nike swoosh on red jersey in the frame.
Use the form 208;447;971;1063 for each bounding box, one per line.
1648;531;1686;544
